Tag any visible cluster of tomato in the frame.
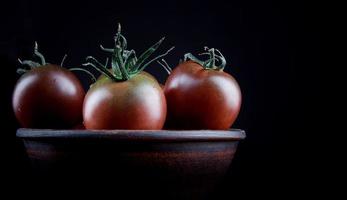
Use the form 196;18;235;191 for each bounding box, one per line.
13;24;241;130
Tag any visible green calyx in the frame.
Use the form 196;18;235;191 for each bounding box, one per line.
17;42;47;74
17;42;72;75
83;23;174;82
157;59;172;75
183;47;227;71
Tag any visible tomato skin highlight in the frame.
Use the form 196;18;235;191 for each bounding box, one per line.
83;72;166;130
164;61;241;130
12;65;85;128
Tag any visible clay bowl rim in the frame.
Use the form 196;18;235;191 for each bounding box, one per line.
16;128;246;143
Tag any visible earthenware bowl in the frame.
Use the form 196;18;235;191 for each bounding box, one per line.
17;129;245;199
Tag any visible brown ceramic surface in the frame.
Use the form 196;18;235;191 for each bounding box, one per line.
17;129;245;199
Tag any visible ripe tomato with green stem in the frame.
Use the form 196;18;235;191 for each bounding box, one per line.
163;47;242;130
82;24;173;130
12;42;85;128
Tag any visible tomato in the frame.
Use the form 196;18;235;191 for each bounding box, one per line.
83;72;166;129
82;23;172;130
164;48;241;130
13;43;85;128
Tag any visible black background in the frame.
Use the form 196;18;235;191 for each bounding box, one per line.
1;0;324;198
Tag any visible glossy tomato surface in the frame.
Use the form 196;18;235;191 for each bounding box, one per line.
12;65;85;128
164;61;241;130
83;72;166;130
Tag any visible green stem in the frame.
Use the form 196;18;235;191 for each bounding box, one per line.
69;68;97;82
134;37;165;72
157;59;172;74
137;46;175;72
16;68;28;74
111;57;122;79
100;45;114;53
18;58;41;68
184;53;204;66
214;48;227;70
85;23;173;82
114;46;130;80
184;47;227;70
104;57;109;67
34;42;46;65
123;49;136;70
61;54;67;67
210;48;216;68
17;42;75;75
83;58;118;81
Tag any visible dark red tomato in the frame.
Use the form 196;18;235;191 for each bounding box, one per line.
83;72;166;129
12;65;85;128
164;60;241;130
